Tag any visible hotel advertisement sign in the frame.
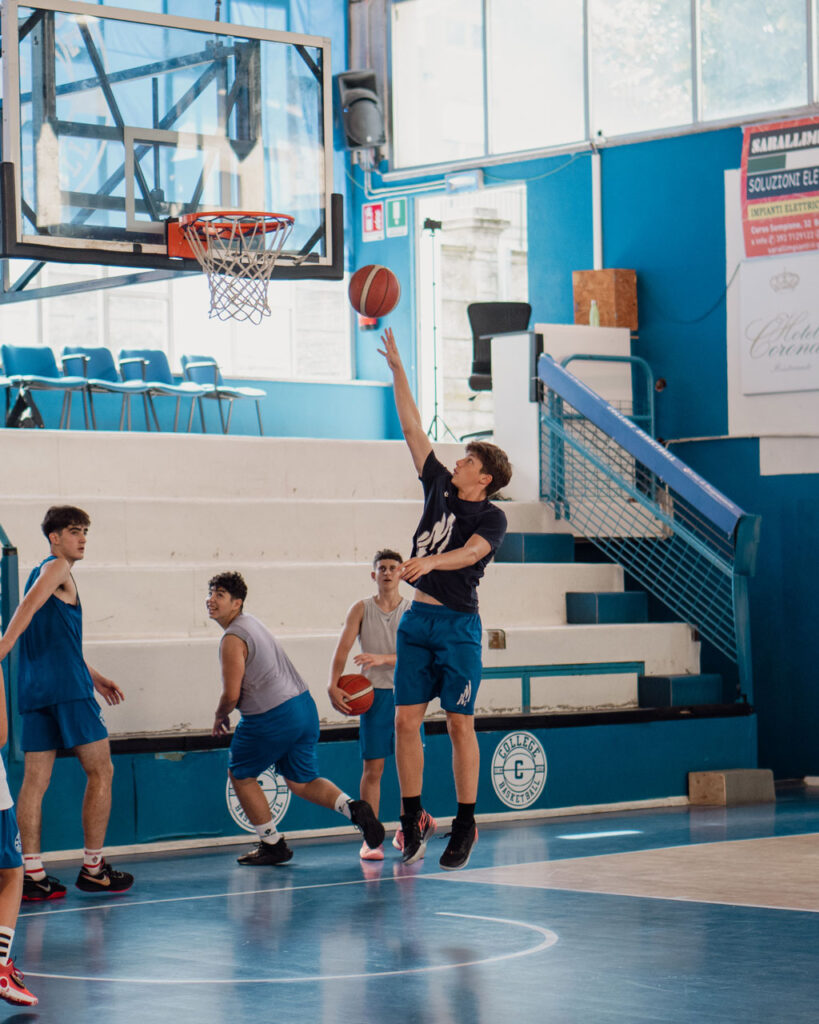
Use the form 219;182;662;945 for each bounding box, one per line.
739;252;819;395
741;116;819;259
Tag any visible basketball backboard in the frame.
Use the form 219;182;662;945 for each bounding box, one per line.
0;0;342;278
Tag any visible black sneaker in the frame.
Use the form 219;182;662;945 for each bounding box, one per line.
400;809;435;865
237;838;293;866
439;819;478;870
348;800;385;851
22;873;66;902
75;860;134;893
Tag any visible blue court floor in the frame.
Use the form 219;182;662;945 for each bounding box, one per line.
10;787;819;1023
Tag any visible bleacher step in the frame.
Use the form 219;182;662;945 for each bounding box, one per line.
566;591;648;624
638;673;724;708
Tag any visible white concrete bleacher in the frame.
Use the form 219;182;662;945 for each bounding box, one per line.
0;430;700;737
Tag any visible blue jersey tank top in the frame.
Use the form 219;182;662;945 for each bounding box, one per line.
18;556;94;712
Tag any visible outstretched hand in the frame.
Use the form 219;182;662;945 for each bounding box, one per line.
377;327;403;373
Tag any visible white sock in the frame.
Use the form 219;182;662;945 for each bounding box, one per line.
83;848;104;874
253;821;281;845
23;854;45;881
334;793;353;819
0;926;14;966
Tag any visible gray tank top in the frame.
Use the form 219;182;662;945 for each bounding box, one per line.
223;612;307;715
359;596;411;690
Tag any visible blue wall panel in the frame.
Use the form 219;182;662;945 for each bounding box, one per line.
603;128;742;441
7;714;756;853
671;437;819;779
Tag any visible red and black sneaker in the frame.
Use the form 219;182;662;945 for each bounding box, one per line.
75;859;134;894
0;959;38;1006
22;873;66;902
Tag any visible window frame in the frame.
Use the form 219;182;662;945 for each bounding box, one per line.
387;0;819;176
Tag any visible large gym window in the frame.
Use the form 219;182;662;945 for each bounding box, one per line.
390;0;819;170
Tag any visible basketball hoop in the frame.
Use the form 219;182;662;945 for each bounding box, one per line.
173;211;294;325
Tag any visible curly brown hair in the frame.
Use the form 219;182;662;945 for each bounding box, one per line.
208;571;248;603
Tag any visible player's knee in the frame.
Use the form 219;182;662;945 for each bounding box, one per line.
362;759;384;782
446;712;475;741
395;708;423;736
87;758;114;785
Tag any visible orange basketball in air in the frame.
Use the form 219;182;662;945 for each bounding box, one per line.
348;265;401;318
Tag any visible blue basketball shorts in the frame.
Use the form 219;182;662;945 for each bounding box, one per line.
0;807;23;869
394;602;482;715
359;688;395;761
230;690;320;783
21;697;108;752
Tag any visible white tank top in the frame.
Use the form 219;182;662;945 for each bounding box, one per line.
359;596;411;690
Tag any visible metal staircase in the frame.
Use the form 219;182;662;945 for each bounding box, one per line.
538;354;761;699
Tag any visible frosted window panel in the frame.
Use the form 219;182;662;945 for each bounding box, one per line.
589;0;691;137
700;0;807;120
487;0;584;153
392;0;484;167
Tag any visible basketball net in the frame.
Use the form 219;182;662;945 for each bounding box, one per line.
179;212;294;325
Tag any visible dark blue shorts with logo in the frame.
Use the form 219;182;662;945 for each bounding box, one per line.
394;601;482;715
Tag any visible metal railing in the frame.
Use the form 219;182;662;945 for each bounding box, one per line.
539;354;760;701
0;523;21;760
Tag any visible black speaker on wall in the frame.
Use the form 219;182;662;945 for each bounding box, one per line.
334;69;386;149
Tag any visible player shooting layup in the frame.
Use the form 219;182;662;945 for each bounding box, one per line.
378;327;511;870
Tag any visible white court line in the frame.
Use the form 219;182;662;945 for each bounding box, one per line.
24;912;558;984
20;875;386;917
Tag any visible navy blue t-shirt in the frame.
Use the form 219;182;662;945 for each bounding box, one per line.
410;452;507;613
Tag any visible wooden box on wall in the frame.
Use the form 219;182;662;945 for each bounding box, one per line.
573;268;638;330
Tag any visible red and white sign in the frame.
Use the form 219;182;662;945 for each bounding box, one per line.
741;115;819;258
362;202;384;242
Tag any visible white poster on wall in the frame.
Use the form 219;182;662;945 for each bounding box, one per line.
739;251;819;394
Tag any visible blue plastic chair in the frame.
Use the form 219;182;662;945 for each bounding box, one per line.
118;349;206;432
62;346;155;431
180;355;265;435
1;344;89;428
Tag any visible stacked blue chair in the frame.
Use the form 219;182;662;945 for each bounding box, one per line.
181;354;265;435
1;344;89;429
118;349;206;432
62;346;153;431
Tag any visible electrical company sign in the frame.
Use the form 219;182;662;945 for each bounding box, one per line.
742;115;819;259
739;252;819;395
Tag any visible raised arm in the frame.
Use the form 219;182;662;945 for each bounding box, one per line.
378;327;432;476
327;600;365;714
0;557;70;663
213;634;246;736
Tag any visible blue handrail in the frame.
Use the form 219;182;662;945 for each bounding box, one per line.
538;354;760;701
560;353;656;438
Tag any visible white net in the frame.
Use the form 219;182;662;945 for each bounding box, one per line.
179;212;294;325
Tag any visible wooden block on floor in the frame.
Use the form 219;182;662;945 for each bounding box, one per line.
688;769;775;806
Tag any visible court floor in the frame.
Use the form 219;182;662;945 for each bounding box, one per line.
11;787;819;1023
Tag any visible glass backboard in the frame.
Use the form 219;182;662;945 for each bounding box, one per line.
0;0;341;277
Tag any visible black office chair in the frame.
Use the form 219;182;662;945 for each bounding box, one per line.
467;301;532;392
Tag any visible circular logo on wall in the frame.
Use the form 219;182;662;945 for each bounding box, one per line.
491;731;548;809
226;768;291;833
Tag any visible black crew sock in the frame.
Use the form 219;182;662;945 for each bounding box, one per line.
455;802;476;826
403;795;422;818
